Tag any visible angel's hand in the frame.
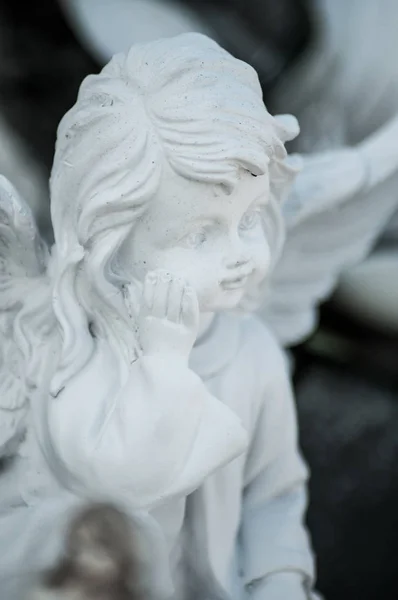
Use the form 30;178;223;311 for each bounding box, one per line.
286;148;367;226
137;270;199;360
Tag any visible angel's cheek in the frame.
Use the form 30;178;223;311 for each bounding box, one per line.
257;255;271;281
247;234;270;278
191;270;223;311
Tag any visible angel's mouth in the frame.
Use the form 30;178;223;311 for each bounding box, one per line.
221;275;249;290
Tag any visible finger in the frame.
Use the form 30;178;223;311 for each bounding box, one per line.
181;285;199;331
124;283;138;318
152;270;171;318
167;278;184;323
141;271;157;315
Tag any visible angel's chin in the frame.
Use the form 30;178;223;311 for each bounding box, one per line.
200;289;245;313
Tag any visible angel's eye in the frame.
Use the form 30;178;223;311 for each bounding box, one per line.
180;230;207;249
239;209;261;232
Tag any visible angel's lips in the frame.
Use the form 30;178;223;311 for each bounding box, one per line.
221;275;249;290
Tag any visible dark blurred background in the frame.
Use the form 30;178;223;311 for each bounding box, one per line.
1;1;397;599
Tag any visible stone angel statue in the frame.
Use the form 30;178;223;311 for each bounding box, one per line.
0;33;397;600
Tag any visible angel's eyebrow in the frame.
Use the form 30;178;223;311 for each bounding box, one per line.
183;215;221;228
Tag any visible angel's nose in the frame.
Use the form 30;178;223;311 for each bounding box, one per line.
225;237;251;269
226;257;250;270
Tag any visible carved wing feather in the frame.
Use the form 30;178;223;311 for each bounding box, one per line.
259;115;398;347
0;175;49;455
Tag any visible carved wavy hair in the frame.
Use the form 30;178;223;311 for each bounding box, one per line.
49;33;299;395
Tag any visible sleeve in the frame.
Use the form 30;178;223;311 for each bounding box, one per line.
40;347;248;509
240;346;318;600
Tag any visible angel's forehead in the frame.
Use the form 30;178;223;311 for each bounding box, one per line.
143;168;269;226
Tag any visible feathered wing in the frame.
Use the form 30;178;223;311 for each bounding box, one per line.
259;114;398;347
0;176;50;456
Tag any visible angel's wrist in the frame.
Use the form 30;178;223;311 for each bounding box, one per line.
139;340;192;360
247;571;310;600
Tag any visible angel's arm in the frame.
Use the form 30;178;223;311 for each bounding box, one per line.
43;351;247;508
240;342;317;600
40;273;247;509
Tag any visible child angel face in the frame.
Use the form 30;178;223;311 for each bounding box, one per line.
122;165;271;313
